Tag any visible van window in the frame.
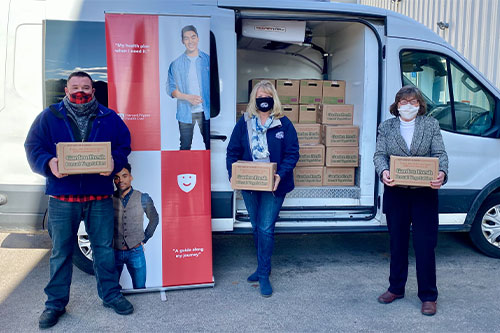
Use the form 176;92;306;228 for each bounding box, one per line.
400;50;495;136
44;20;108;108
449;62;495;134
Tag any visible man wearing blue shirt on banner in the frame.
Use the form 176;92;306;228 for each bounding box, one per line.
167;25;210;150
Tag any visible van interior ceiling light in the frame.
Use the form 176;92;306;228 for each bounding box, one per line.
241;19;306;44
242;19;328;79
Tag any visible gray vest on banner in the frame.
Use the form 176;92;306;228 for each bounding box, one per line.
113;190;145;249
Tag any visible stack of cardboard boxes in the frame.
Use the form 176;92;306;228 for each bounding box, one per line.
235;78;359;187
293;80;359;187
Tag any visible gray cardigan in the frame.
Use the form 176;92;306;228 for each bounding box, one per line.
373;116;449;184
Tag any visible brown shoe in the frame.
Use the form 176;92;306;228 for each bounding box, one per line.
421;301;437;316
377;290;404;304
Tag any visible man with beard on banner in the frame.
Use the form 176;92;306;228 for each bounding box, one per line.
113;163;159;289
167;24;210;150
25;71;133;329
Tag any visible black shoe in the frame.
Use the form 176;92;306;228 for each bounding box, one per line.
39;308;65;329
103;296;134;315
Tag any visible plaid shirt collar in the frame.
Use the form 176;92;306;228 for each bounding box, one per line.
53;194;110;202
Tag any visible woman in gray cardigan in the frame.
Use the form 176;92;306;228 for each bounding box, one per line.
373;86;448;316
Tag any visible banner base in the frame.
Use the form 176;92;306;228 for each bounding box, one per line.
121;279;215;295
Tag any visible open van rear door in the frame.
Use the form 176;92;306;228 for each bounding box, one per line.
218;3;384;230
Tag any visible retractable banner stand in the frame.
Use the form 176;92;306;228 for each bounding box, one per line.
106;13;213;292
161;150;212;287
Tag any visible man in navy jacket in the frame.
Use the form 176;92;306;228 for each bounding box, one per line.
25;71;133;329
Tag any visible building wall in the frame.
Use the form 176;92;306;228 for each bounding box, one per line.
360;0;500;90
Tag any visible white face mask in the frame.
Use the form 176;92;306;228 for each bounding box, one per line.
398;104;419;121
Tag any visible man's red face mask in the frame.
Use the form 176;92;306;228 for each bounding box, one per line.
69;91;93;104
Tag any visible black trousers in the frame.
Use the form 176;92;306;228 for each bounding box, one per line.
383;185;439;302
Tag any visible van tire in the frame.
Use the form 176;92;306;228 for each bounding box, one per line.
73;244;95;275
469;193;500;259
72;221;95;275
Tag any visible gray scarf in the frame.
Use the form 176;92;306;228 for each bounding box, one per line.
63;96;98;140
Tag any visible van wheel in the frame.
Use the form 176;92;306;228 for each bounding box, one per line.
469;194;500;258
72;221;95;275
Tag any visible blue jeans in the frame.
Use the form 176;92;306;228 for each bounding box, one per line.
241;190;285;278
115;245;147;289
178;112;210;150
45;197;121;310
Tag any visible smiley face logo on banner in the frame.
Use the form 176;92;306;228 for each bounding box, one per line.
177;174;197;193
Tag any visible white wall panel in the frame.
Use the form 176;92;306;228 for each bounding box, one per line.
361;0;500;90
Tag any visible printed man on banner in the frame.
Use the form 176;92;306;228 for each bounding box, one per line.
113;163;159;289
167;24;210;150
24;71;133;330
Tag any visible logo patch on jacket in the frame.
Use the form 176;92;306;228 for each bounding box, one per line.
275;131;284;139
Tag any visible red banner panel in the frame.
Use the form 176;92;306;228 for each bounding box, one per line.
161;150;213;286
105;14;161;151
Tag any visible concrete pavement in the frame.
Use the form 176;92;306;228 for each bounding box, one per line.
0;231;499;332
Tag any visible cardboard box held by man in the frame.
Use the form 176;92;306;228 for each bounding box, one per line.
57;142;113;174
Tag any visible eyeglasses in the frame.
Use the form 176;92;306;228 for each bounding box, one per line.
399;99;419;106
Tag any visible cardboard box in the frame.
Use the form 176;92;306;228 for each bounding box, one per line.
390;156;439;187
323;167;355;186
297;144;325;167
231;161;277;191
276;79;300;104
300;80;323;104
294;167;324;187
317;104;354;125
322;80;346;104
325;146;358;167
294;124;321;145
249;79;276;95
282;104;299;123
322;125;359;147
57;142;112;174
236;103;247;121
299;104;318;124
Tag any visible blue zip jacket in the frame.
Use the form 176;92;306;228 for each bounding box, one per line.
226;114;300;196
167;50;210;123
24;101;131;196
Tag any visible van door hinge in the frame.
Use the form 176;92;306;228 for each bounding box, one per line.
382;45;386;59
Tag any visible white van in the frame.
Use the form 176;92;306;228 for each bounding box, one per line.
1;0;499;273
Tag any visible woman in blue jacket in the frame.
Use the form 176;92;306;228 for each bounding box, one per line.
226;80;299;297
